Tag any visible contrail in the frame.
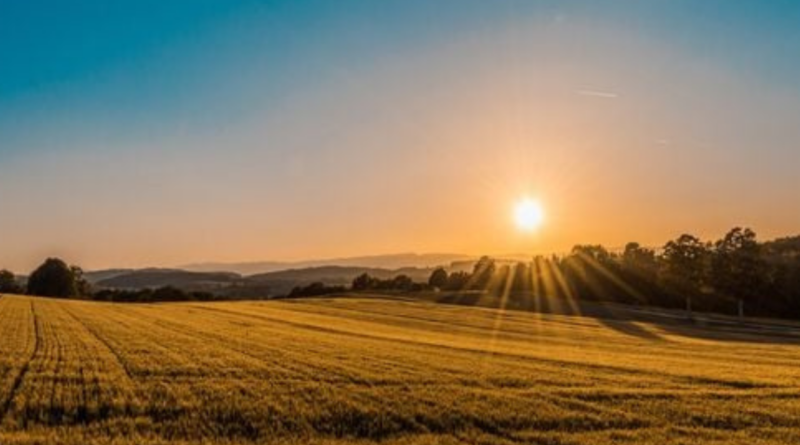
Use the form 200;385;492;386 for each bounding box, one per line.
576;89;619;99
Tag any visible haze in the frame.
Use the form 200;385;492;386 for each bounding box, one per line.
1;1;799;272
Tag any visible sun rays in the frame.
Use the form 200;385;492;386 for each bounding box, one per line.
457;248;657;368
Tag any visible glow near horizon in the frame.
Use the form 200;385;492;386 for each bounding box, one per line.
0;1;799;272
514;199;545;233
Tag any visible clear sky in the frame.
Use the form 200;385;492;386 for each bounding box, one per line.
1;0;799;272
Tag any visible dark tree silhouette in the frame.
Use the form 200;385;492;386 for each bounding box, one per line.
0;269;22;294
445;271;470;290
470;256;496;290
352;273;375;291
711;228;768;316
27;258;83;298
622;242;658;283
391;274;414;291
428;268;449;289
661;234;709;307
511;262;532;295
561;245;621;302
289;282;346;298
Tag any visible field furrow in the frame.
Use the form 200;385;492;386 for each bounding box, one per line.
1;294;800;445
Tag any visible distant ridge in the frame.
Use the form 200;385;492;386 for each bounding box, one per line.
89;265;441;297
94;268;241;290
180;253;473;275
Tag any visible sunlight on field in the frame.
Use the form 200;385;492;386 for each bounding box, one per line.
1;294;800;444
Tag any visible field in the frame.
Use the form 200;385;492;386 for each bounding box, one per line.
1;295;800;444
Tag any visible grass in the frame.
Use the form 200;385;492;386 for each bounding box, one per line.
1;294;800;444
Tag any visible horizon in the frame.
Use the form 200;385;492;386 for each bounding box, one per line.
2;1;800;272
3;4;800;443
6;228;799;275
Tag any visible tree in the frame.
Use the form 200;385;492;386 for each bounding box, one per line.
71;266;91;297
27;258;82;298
391;274;414;291
445;271;470;290
428;268;449;289
571;245;613;264
352;273;375;291
661;234;709;308
511;262;532;294
620;242;660;301
622;242;658;282
773;256;800;318
152;286;193;302
470;256;496;290
711;228;768;316
0;269;22;294
289;282;346;298
560;245;621;302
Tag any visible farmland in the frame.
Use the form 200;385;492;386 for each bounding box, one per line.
1;294;800;444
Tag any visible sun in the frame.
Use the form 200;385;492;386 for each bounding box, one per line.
513;198;545;232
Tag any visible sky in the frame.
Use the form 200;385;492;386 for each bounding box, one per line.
1;0;800;272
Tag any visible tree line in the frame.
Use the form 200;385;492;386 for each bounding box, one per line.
417;228;800;319
0;258;217;303
2;228;799;317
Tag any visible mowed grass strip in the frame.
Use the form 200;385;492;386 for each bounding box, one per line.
0;294;799;444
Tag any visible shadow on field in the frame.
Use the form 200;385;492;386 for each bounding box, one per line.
596;317;665;341
437;291;483;307
419;291;800;344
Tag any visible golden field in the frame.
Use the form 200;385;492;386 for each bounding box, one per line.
1;294;800;445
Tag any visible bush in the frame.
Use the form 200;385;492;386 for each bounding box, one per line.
288;282;346;298
0;269;22;294
27;258;88;298
92;286;216;303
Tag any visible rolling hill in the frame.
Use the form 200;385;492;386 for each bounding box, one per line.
94;268;241;290
180;253;473;275
90;265;436;297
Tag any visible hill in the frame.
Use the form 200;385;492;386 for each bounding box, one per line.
90;265;435;297
95;268;241;290
1;294;799;444
181;253;473;275
236;266;434;297
83;268;134;284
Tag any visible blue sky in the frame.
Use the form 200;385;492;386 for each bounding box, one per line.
4;1;799;150
1;1;799;271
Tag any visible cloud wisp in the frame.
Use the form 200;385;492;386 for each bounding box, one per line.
575;88;619;99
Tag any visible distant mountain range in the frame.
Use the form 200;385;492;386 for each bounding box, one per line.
88;266;437;297
179;253;474;275
84;253;479;297
82;252;568;296
60;236;800;298
88;268;240;289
